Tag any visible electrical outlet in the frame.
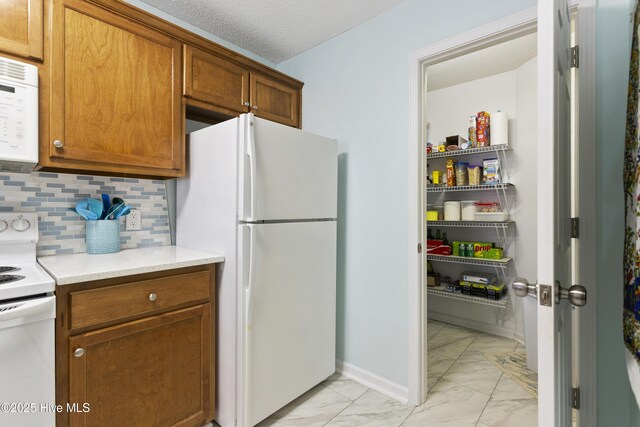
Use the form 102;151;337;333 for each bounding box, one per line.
126;209;141;231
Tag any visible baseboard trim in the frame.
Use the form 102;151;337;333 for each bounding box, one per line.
428;311;515;339
335;359;409;404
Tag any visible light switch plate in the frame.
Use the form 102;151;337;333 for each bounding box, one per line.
126;209;141;231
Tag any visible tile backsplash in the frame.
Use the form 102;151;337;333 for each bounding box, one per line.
0;172;171;256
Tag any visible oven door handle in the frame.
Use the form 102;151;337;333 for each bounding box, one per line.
0;296;55;323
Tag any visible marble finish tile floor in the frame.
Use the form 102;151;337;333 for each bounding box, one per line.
252;320;537;427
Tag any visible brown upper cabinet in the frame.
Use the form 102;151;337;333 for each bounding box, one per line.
0;0;43;60
250;73;300;128
184;45;302;128
24;0;303;178
184;45;250;116
45;0;184;177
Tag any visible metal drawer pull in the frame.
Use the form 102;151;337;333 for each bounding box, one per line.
53;140;64;148
74;348;85;358
244;102;250;107
252;105;258;110
148;293;157;302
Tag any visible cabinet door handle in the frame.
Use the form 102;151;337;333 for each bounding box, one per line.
243;102;250;107
74;348;85;358
53;140;64;148
149;293;157;302
252;105;258;110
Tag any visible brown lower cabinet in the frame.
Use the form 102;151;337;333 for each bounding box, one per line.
56;265;215;427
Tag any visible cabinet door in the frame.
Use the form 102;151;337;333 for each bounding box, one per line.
49;0;183;176
250;73;300;128
0;0;43;60
184;45;249;114
68;304;213;427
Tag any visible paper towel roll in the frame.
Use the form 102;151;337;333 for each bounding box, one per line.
491;110;509;146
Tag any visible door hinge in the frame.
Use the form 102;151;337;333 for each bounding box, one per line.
571;217;579;238
418;243;422;253
570;46;579;68
571;387;580;410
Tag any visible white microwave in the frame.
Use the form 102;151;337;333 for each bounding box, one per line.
0;56;38;173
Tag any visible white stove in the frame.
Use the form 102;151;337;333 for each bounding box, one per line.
0;212;54;299
0;212;55;427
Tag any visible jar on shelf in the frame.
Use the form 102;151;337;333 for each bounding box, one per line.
468;165;482;186
461;200;479;221
444;201;461;221
454;161;468;186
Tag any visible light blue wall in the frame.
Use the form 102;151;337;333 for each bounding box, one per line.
596;0;638;424
278;0;536;386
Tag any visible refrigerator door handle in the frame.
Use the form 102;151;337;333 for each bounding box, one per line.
243;223;255;425
246;119;257;221
245;224;255;326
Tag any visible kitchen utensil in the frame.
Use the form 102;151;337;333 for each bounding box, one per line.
86;198;103;219
115;205;131;219
105;202;123;220
75;201;98;221
100;194;111;219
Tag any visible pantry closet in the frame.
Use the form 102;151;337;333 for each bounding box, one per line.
423;32;539;376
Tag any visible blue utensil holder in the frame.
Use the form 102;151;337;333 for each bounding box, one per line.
86;220;121;254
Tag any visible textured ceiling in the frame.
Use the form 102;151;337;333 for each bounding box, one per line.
427;32;538;91
138;0;405;63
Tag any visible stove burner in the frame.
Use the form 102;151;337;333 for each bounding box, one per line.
0;275;25;285
0;266;20;274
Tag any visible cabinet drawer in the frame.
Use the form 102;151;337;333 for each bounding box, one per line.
70;270;210;330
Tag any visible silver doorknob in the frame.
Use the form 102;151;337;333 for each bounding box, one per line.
74;348;85;358
53;139;64;148
243;101;250;107
149;293;157;302
252;105;258;110
559;284;587;307
512;277;537;298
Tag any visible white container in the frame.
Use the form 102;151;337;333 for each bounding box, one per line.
461;200;478;221
474;211;509;221
444;201;461;221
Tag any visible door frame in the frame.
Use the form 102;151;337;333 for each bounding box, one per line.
406;3;596;425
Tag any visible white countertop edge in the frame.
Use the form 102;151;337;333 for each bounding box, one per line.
37;246;224;286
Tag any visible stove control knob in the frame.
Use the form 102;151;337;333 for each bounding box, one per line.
11;217;30;232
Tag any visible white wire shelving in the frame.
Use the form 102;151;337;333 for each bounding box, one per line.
426;220;514;229
426;254;512;268
426;286;508;308
426;144;510;160
426;183;513;193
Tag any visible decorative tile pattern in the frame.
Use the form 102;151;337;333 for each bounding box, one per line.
257;322;538;427
325;389;414;426
403;379;490;427
257;386;351;427
483;351;538;398
0;172;170;256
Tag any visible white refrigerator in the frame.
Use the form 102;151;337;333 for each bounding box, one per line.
176;114;337;427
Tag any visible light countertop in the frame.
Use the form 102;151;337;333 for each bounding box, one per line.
37;245;224;285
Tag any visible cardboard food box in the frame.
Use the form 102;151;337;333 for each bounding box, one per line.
483;158;501;184
461;271;497;285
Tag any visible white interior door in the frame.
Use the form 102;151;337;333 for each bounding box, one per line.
537;0;575;424
240;221;337;426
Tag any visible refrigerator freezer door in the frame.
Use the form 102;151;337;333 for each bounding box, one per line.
240;114;337;221
239;221;336;426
